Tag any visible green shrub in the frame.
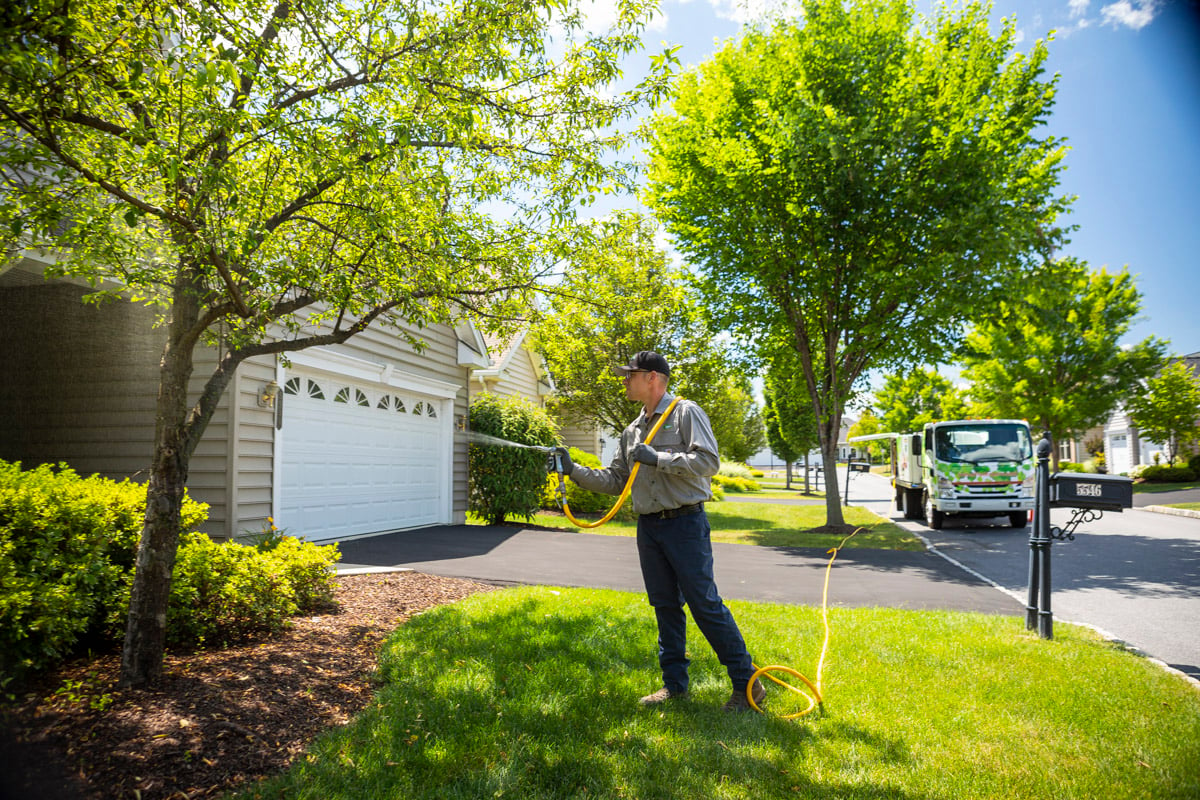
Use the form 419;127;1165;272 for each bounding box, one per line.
1189;452;1200;474
711;473;762;493
1058;462;1085;473
260;535;340;612
160;532;299;647
749;468;765;478
1138;464;1197;483
469;393;560;525
0;461;208;676
718;461;753;479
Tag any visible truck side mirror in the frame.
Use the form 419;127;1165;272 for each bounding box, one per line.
911;434;922;455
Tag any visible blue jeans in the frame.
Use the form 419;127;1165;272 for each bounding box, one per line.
636;509;755;693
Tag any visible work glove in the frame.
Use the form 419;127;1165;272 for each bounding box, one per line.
548;446;575;477
632;443;660;467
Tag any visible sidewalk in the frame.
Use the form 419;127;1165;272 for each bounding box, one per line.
334;522;1022;615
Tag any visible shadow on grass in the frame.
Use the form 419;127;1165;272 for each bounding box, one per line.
241;590;918;800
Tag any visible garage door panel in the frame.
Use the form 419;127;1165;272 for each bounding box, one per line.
277;371;447;541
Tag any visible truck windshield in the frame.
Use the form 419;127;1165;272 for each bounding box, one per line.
934;424;1032;464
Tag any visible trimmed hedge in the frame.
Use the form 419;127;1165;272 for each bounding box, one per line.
712;473;762;493
469;393;560;525
0;460;339;678
1138;464;1197;483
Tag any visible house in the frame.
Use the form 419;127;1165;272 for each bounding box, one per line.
1103;351;1200;474
1;251;503;542
470;330;607;459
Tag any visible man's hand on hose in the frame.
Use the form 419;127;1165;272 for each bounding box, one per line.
632;443;660;467
547;446;574;476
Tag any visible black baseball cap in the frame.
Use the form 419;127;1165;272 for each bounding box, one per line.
614;351;671;377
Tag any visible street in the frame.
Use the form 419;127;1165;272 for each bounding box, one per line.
845;470;1200;682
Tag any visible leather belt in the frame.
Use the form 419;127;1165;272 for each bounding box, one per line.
640;502;704;520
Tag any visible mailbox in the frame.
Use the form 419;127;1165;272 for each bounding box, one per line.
1049;472;1133;512
849;462;871;474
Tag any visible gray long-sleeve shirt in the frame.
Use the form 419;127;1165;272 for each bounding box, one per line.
569;393;720;515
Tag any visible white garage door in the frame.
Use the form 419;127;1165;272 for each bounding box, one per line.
277;372;447;541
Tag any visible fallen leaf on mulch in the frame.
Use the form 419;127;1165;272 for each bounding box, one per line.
0;572;495;800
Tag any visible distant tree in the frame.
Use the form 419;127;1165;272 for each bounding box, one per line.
705;373;766;463
647;0;1069;527
960;258;1167;469
1127;361;1200;465
874;368;967;434
847;410;886;462
763;344;821;489
529;212;744;437
0;0;671;687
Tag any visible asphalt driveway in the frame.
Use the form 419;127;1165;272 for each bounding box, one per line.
334;523;1022;615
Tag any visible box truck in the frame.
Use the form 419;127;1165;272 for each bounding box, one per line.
851;419;1035;529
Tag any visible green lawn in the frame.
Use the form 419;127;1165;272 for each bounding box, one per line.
231;587;1200;800
513;500;923;551
1166;502;1200;511
1132;480;1200;494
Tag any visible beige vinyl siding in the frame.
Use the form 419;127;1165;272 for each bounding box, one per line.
0;273;236;539
0;281;162;479
229;356;277;539
559;424;606;459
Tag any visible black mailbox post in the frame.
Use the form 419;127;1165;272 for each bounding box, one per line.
1027;434;1133;639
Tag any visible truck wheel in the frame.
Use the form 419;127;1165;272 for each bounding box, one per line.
1008;511;1027;529
924;493;944;530
903;488;922;520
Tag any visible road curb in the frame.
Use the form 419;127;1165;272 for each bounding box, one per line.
1142;504;1200;519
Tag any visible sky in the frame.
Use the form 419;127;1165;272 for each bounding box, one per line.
575;0;1200;362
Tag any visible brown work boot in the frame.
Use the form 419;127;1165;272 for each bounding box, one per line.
639;687;688;706
723;678;766;712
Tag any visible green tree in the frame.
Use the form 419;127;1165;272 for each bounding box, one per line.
763;344;821;490
847;410;886;462
705;373;766;463
960;258;1166;469
1127;360;1200;465
874;368;967;434
0;0;671;686
646;0;1068;527
529;211;744;437
468;393;559;525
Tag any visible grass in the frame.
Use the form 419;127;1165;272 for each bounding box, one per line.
1166;502;1200;511
231;586;1200;800
515;501;923;551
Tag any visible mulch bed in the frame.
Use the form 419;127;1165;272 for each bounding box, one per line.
0;572;497;800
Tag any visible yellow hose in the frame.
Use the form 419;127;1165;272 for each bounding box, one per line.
556;395;856;720
747;527;860;718
559;396;681;529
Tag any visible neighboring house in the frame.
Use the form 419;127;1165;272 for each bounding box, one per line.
1103;351;1200;474
1;252;498;542
470;330;607;459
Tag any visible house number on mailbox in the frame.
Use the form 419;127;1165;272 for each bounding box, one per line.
1076;484;1102;497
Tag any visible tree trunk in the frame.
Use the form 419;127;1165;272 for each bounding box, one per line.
819;413;846;528
785;461;792;489
120;267;202;688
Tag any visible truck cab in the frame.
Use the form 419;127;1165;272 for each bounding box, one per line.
895;419;1035;529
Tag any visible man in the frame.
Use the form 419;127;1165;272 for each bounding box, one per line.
553;351;765;712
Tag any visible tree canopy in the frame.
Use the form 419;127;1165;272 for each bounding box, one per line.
960;258;1166;468
1126;360;1200;466
1;0;672;686
646;0;1069;526
528;211;750;443
873;367;967;434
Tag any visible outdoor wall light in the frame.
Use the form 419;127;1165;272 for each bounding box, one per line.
258;381;280;408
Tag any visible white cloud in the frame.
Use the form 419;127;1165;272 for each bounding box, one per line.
708;0;802;26
1069;0;1090;18
1100;0;1160;29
